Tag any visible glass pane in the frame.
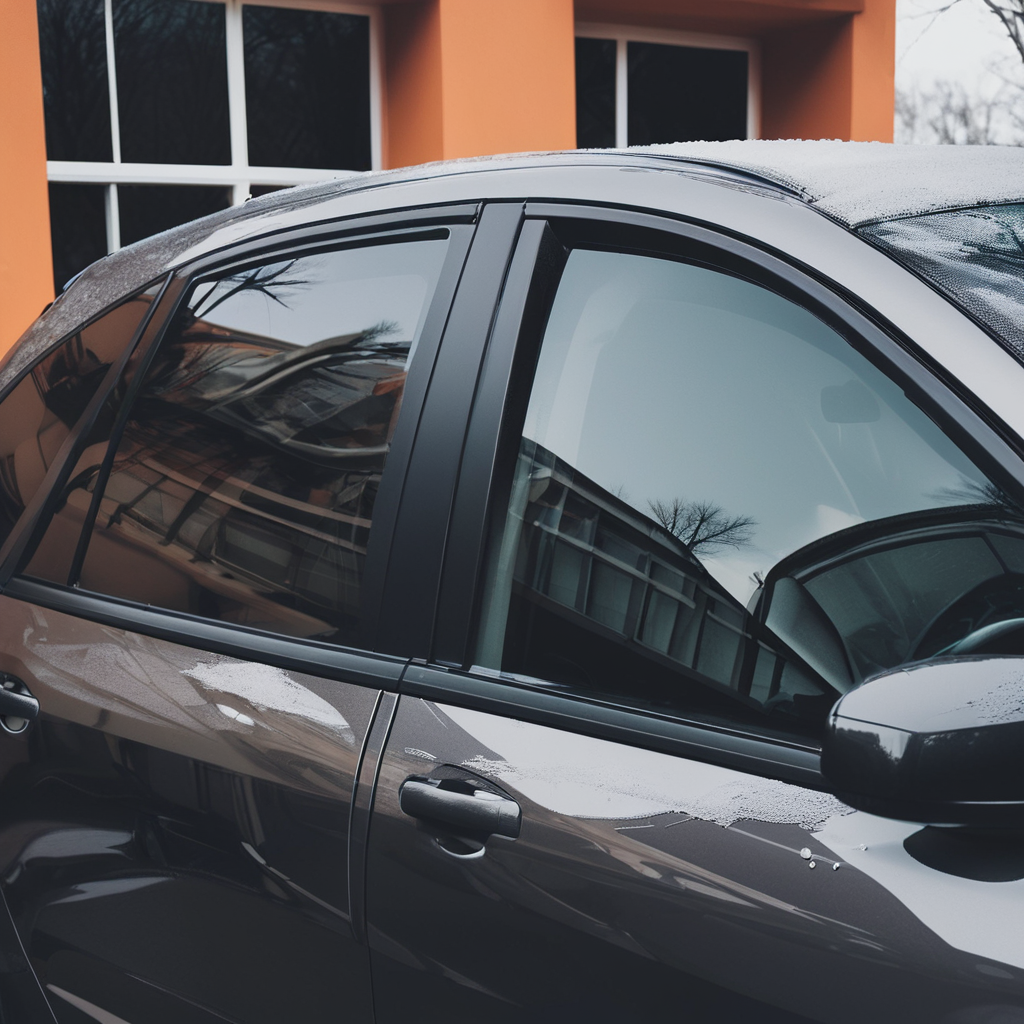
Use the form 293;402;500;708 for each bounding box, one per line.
78;236;450;645
49;183;108;293
244;5;370;171
2;287;158;561
113;0;230;165
627;42;747;145
37;0;112;162
477;248;1022;742
575;37;616;149
119;185;232;247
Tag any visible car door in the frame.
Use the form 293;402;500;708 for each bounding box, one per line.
0;204;497;1024
364;208;1024;1023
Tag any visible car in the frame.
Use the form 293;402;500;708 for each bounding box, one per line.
2;139;1024;1024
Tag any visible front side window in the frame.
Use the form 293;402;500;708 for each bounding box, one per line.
74;235;449;646
476;247;1024;743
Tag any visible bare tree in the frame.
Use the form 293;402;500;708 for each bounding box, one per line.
647;497;755;554
896;80;1012;143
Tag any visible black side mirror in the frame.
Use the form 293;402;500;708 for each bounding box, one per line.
821;657;1024;826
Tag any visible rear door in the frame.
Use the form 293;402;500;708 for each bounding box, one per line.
365;209;1024;1022
0;206;483;1024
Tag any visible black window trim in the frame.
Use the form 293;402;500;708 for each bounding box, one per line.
410;201;1024;786
0;202;487;681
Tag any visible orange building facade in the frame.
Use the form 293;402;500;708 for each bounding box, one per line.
1;0;895;356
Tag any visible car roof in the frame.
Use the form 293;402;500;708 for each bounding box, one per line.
7;141;1024;393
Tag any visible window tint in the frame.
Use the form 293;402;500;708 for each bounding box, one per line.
76;236;450;645
575;37;616;149
476;248;1023;742
0;287;159;554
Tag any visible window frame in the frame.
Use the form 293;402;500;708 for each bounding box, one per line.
0;203;483;674
46;0;383;255
409;202;1024;783
575;21;761;146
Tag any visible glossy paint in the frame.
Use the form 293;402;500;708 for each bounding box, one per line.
0;595;382;1024
367;694;1024;1023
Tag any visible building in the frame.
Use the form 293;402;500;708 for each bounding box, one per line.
1;0;896;356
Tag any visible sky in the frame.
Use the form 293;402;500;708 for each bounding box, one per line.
897;0;1021;97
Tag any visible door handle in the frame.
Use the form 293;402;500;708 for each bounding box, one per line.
0;676;39;734
400;776;521;839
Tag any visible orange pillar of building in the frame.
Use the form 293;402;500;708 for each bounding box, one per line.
761;0;896;143
1;0;53;356
385;0;577;168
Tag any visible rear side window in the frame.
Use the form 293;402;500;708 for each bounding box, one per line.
475;247;1023;743
0;287;158;551
75;235;450;645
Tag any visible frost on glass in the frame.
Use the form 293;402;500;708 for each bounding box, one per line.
860;204;1024;360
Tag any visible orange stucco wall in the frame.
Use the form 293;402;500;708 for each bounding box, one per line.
1;0;53;357
386;0;576;167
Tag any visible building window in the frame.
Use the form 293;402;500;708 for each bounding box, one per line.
575;24;759;149
37;0;382;292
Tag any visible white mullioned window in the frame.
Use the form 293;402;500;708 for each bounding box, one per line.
38;0;382;288
574;23;760;150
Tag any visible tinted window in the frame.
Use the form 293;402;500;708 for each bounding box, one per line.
118;185;233;247
49;183;108;293
113;0;230;165
476;248;1022;742
575;37;616;149
0;287;158;553
627;42;747;145
243;6;371;171
76;236;450;645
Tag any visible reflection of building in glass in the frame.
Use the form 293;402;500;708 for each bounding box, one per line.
503;440;1024;736
80;305;409;644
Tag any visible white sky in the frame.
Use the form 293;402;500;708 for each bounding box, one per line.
897;0;1021;94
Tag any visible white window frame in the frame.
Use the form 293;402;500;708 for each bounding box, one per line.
47;0;383;254
575;23;761;147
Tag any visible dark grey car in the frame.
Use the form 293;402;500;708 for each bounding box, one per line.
3;141;1024;1024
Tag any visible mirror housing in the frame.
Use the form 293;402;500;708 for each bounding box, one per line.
821;657;1024;826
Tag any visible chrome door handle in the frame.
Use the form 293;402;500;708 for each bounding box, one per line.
0;676;38;733
400;776;521;839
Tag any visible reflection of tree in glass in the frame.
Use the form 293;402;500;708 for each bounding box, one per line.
193;261;310;321
932;479;1024;519
646;497;756;554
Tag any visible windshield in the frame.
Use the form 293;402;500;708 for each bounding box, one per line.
860;204;1024;359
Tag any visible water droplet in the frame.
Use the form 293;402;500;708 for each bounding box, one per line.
832;862;840;871
800;847;812;860
809;860;816;869
857;843;868;851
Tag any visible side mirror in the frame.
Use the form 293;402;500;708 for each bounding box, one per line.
821;657;1024;826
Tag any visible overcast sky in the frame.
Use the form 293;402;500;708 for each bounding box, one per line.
897;0;1021;94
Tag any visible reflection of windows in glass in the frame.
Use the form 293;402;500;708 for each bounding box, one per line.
48;183;108;293
75;237;450;647
118;185;232;247
37;0;112;162
113;0;230;165
627;41;747;145
478;246;1019;742
244;6;371;171
575;37;616;149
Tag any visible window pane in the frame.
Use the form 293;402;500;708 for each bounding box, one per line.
118;185;232;247
49;183;108;293
627;42;747;145
244;6;370;171
575;37;616;149
37;0;112;162
77;237;450;645
1;287;158;559
477;248;1021;742
113;0;230;165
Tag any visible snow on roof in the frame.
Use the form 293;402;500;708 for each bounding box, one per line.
639;140;1024;227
